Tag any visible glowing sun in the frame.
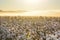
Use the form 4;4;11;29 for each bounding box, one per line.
23;0;47;4
24;0;40;4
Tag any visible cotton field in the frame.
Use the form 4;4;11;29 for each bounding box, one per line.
0;16;60;40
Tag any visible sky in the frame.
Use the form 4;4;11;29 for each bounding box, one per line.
0;0;60;11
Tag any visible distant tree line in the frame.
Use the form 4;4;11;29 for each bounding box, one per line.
0;10;26;12
0;10;3;12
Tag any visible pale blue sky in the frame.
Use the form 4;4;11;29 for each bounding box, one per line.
0;0;60;11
